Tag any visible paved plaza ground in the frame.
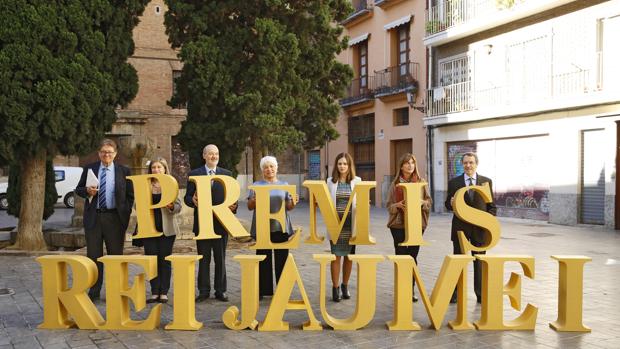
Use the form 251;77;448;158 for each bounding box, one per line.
1;203;619;349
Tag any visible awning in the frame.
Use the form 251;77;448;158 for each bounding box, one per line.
384;14;412;30
348;33;370;47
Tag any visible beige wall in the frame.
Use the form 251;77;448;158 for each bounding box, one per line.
330;0;428;206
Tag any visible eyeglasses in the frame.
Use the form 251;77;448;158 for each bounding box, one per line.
99;151;116;155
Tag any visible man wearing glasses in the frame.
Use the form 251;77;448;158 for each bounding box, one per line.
76;138;134;301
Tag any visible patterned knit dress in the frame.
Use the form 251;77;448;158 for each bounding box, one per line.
330;182;353;256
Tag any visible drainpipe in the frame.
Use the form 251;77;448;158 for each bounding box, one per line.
426;44;435;211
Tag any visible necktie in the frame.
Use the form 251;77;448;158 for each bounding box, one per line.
98;167;107;209
467;177;475;201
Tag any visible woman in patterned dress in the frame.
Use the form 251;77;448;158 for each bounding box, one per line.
386;153;432;302
326;152;361;302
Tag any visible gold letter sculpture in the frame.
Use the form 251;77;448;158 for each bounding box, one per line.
549;256;592;332
190;175;249;240
128;174;179;239
99;256;161;330
37;256;104;329
303;180;376;245
475;255;538;330
223;255;266;330
314;254;384;330
165;255;203;330
259;254;322;331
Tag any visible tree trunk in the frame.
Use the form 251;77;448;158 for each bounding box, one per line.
14;150;48;250
251;136;262;183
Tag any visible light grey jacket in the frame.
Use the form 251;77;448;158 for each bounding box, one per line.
160;197;182;236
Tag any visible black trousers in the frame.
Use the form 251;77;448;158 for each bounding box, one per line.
196;233;228;295
143;235;176;295
85;211;124;295
257;231;289;297
452;238;486;298
390;228;421;288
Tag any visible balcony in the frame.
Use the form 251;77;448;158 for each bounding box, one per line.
375;0;407;8
340;76;376;108
342;0;373;27
425;51;615;125
424;0;586;46
375;62;420;98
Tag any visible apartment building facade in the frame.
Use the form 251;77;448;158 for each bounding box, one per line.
424;0;620;227
319;0;428;206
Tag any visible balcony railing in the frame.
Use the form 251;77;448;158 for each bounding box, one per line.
375;62;420;96
427;52;606;116
340;76;376;107
426;0;518;36
342;0;372;26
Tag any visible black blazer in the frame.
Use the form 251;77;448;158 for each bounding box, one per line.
444;174;497;243
75;162;134;233
184;166;236;235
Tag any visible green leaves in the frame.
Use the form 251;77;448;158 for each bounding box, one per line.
166;0;352;171
0;0;149;163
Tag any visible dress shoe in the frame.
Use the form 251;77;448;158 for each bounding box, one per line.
332;286;341;302
341;284;351;299
195;294;210;302
412;291;418;303
146;295;160;304
476;295;482;304
215;293;229;302
88;292;100;302
159;295;169;303
450;295;457;304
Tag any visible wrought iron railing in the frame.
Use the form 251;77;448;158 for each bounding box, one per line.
375;62;420;96
341;76;376;106
426;0;519;36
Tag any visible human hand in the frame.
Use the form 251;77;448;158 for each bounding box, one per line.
229;202;238;211
192;192;198;206
166;203;174;210
450;196;455;207
87;186;98;197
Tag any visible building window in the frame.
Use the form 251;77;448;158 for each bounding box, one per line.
438;54;470;86
393;107;409;126
349;113;375;143
397;24;410;76
359;42;368;88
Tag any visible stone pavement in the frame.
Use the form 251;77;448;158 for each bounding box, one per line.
1;203;619;349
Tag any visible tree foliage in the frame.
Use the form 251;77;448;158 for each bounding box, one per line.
0;0;149;162
7;160;57;220
164;0;353;172
0;0;148;249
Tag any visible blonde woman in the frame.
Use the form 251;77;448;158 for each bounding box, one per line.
141;157;181;303
386;153;432;302
326;152;360;302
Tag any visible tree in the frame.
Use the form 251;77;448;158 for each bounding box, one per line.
0;0;149;250
7;160;57;221
165;0;353;179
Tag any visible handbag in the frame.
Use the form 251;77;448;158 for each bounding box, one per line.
131;224;144;247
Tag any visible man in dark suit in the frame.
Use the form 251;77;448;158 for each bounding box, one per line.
184;144;237;302
75;139;134;301
445;152;496;304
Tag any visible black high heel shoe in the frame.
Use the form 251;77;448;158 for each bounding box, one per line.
341;284;350;299
146;295;160;304
332;286;341;302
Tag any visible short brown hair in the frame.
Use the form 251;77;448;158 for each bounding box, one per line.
461;152;478;164
331;152;356;183
99;138;117;152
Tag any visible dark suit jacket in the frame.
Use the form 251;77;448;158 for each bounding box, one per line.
75;162;134;233
444;174;497;243
184;166;236;235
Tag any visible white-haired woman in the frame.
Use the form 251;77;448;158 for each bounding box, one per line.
247;156;298;299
